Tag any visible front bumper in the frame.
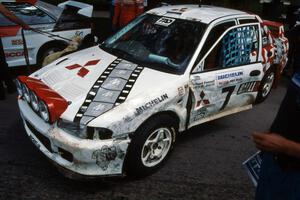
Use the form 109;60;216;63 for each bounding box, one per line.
18;99;130;177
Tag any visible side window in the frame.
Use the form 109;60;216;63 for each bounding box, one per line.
2;3;55;25
53;5;91;31
199;21;236;62
238;18;259;24
204;25;259;71
192;20;235;73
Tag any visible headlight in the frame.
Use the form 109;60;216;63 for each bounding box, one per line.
15;79;23;96
22;84;31;103
39;101;50;122
57;119;89;139
94;128;113;140
30;91;39;112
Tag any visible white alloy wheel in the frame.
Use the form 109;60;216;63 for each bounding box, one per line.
261;71;275;98
141;127;172;167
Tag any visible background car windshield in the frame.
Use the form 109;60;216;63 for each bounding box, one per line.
101;14;206;74
1;2;55;25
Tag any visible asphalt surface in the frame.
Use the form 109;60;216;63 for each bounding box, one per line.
0;76;288;200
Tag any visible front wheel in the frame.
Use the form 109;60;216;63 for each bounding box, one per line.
256;69;275;103
37;43;67;67
125;115;177;177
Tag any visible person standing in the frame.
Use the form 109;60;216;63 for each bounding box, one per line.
110;0;116;33
0;38;16;100
285;24;300;76
112;0;144;30
252;70;300;199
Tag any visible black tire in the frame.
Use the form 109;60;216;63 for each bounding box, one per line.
125;115;177;177
256;68;276;103
37;42;67;67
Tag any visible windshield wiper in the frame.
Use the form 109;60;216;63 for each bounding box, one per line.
99;45;131;60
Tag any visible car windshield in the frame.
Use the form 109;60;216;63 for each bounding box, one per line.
1;2;55;25
100;14;206;74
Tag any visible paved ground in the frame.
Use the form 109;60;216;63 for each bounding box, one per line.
0;77;288;200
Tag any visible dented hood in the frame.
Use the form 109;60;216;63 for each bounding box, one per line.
32;46;180;123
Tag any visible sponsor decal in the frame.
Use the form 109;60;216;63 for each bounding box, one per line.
11;39;23;45
155;17;175;27
178;86;185;96
135;94;168;116
92;145;117;171
191;76;203;88
195;91;210;108
203;80;215;87
216;70;244;87
192;76;215;89
171;8;188;12
237;81;260;95
74;59;144;124
192;107;207;121
5;51;24;58
66;59;100;78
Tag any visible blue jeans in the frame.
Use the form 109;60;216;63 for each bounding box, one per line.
255;153;300;200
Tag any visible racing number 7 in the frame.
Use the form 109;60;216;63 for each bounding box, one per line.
220;86;236;111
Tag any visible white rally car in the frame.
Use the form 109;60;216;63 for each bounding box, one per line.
0;0;93;67
16;5;288;178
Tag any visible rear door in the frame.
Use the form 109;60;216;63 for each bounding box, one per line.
188;23;263;127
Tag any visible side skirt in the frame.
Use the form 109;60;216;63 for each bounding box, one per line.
188;104;253;129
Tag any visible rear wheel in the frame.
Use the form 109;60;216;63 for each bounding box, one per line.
256;68;275;103
125;115;177;177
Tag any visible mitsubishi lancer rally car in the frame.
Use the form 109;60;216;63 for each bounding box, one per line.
16;5;288;178
0;0;93;68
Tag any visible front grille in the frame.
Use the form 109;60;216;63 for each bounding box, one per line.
25;120;53;153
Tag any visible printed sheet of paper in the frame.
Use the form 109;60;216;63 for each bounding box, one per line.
243;151;263;187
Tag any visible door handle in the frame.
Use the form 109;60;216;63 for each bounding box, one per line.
250;70;261;77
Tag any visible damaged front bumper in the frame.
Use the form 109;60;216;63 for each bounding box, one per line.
18;99;130;177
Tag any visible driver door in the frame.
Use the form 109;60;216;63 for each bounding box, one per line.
188;24;263;128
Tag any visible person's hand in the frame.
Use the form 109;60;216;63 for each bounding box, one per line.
252;132;288;153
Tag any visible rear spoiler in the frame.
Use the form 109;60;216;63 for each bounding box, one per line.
58;1;93;17
262;20;285;38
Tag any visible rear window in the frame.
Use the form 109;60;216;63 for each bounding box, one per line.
1;2;55;26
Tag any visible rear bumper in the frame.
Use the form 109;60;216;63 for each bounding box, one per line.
18;99;130;177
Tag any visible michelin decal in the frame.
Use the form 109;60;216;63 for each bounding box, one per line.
135;94;169;116
217;70;244;87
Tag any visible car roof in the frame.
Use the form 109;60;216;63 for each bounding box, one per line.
147;4;249;24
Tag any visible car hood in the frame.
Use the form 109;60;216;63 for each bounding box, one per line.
32;46;182;123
